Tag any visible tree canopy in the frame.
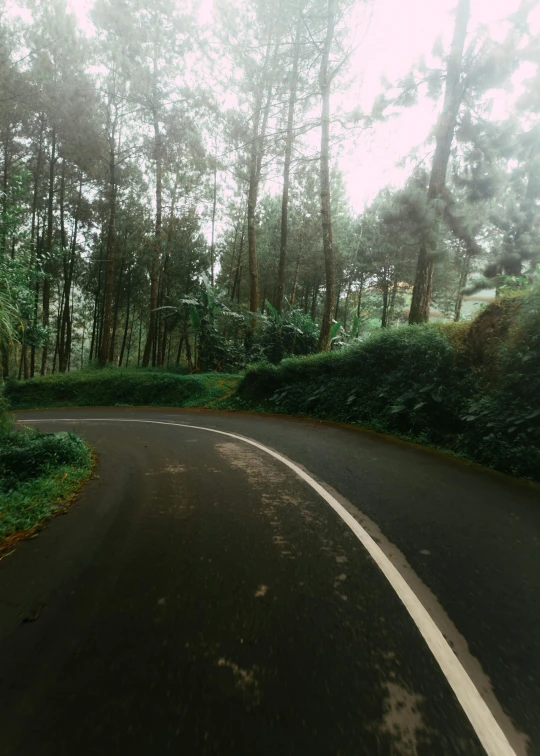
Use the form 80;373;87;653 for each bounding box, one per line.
0;0;538;378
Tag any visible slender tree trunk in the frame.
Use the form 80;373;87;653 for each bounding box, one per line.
119;277;131;367
58;160;67;369
166;329;172;367
184;327;192;372
125;315;134;367
231;222;245;302
2;122;10;256
27;128;42;375
381;280;390;328
59;173;81;372
356;273;365;317
334;281;341;320
52;288;63;373
99;145;117;366
210;145;217;286
276;17;301;313
290;255;301;305
310;282;319;320
80;319;86;370
409;0;470;324
227;218;241;297
176;335;184;366
318;0;337;351
343;280;352;330
142;64;163;367
89;251;102;363
454;251;471;321
41;129;56;375
109;247;125;364
137;310;143;367
388;277;399;325
247;40;275;322
30;117;44;253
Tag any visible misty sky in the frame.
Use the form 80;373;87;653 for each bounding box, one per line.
10;0;540;213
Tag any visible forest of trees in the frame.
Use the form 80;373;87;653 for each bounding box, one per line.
0;0;539;378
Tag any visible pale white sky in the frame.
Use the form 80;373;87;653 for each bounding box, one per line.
339;0;539;211
10;0;540;216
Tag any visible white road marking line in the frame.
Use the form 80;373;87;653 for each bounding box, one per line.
24;417;516;756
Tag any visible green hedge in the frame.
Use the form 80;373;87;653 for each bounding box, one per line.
235;289;540;482
237;325;475;444
5;369;239;410
0;427;93;541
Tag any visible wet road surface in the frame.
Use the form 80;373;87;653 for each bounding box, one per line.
1;408;539;755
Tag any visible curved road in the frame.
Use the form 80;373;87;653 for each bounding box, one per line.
1;407;539;755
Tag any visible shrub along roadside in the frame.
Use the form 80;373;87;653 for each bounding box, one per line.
232;290;540;482
0;398;94;548
4;369;239;410
4;290;539;484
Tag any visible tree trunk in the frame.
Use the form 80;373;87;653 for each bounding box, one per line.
409;0;470;324
289;255;301;305
30;117;44;253
210;145;217;286
41;129;56;375
343;280;352;331
381;280;390;328
2;122;10;256
454;251;471;321
318;0;337;351
356;273;365;317
276;17;301;313
310;282;319;320
99;144;117;366
388;277;399;325
137;311;143;366
109;246;125;364
184;327;193;372
125;315;134;367
59;175;81;372
231;221;245;302
142;61;163;367
80;319;86;370
176;335;184;366
334;280;341;320
119;277;131;366
247;40;275;322
52;287;63;373
89;248;103;363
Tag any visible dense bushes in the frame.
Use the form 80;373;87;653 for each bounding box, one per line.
237;289;540;481
5;369;239;410
0;412;93;541
458;289;540;478
238;325;476;443
0;429;89;491
4;289;539;483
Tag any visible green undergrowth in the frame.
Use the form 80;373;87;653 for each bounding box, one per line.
4;288;539;484
232;288;540;482
4;369;239;410
0;418;94;544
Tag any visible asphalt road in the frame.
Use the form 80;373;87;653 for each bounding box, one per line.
1;408;539;756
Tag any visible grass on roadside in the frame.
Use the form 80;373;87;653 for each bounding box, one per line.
4;369;239;410
0;424;94;550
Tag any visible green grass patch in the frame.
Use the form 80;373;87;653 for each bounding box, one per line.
0;427;94;546
5;369;240;410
